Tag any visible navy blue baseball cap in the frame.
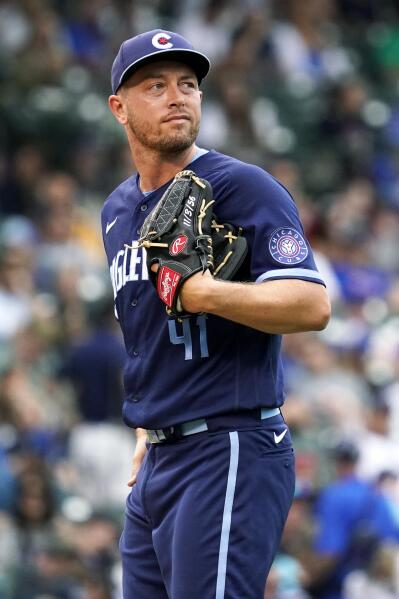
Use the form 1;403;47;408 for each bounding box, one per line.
111;29;211;94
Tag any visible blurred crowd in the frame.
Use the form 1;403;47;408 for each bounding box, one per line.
1;0;399;598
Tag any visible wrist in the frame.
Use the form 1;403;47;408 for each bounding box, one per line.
180;270;218;314
135;428;147;441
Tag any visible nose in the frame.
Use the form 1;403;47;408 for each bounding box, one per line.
167;82;186;108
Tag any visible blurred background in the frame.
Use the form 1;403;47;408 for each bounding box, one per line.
1;0;399;598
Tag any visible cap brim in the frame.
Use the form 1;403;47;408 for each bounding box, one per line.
116;49;210;92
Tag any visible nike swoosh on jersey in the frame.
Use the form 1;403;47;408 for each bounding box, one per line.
106;217;118;234
273;429;288;444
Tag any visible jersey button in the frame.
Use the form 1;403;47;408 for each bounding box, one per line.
133;350;139;357
131;299;138;307
136;228;140;235
140;204;148;212
132;396;140;403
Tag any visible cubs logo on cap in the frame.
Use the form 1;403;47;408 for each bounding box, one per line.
111;29;211;94
152;32;173;49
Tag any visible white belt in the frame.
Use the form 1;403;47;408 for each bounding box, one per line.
146;407;281;444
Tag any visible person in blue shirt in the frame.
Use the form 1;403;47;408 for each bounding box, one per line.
102;29;330;599
307;440;399;599
61;299;125;423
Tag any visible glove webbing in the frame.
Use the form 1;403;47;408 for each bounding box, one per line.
175;170;206;189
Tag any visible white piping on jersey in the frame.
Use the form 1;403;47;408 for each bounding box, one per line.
256;268;325;284
215;431;239;599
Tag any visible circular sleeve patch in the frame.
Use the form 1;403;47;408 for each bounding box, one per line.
269;227;309;265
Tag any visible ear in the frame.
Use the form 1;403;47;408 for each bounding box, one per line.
108;94;128;125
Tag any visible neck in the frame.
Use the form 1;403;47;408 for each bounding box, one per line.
129;138;198;192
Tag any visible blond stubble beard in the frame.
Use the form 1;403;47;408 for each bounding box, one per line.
126;110;200;154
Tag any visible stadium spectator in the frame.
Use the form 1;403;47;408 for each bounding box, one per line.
305;441;399;599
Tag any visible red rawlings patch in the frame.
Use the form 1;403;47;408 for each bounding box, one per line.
157;266;181;307
170;235;188;256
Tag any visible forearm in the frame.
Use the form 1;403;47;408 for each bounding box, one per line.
181;275;331;334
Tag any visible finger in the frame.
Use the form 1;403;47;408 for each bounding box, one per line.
127;473;137;487
127;464;139;486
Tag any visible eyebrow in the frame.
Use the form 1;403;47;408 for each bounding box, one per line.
143;72;164;79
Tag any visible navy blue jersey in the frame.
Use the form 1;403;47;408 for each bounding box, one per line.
101;150;324;429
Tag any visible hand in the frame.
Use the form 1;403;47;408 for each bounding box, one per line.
151;264;215;314
127;429;147;487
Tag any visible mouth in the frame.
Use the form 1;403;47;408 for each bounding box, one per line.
163;115;191;123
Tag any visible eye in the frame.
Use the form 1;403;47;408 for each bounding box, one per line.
149;81;164;91
182;81;196;88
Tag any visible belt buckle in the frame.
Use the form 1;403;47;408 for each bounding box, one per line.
163;425;183;442
147;426;182;444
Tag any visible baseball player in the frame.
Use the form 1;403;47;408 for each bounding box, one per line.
103;29;330;599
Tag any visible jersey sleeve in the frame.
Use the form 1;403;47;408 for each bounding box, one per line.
215;163;325;286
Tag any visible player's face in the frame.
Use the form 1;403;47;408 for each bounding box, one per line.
120;61;202;154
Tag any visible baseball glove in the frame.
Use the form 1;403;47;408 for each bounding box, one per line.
138;170;248;318
138;170;215;317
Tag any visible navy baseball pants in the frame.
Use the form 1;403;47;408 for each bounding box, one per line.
120;412;295;598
